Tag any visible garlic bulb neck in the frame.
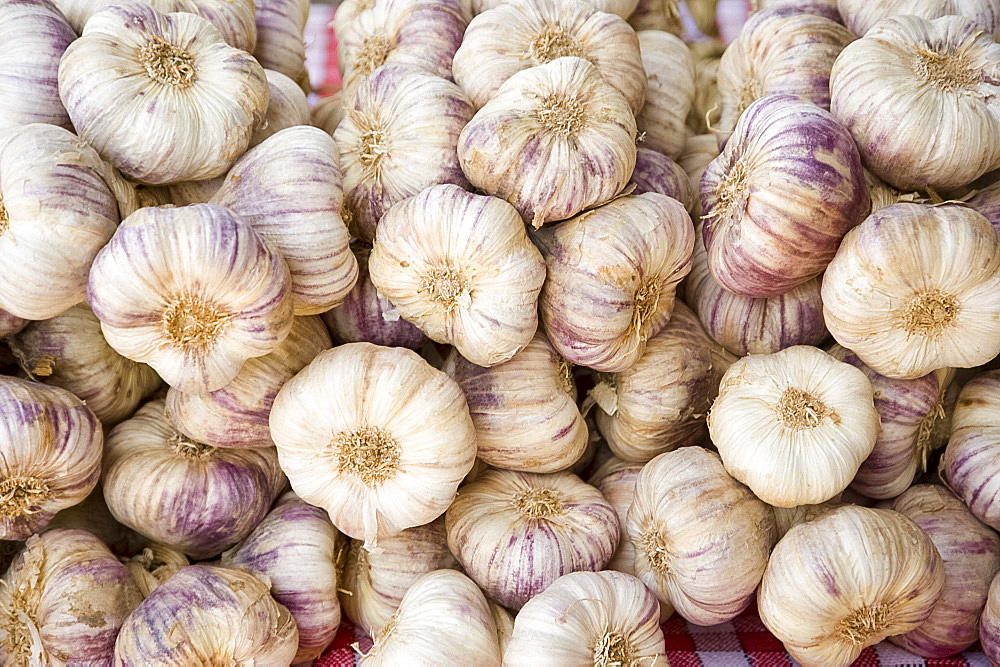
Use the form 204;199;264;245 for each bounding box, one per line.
593;629;633;667
897;289;959;336
775;387;833;430
916;399;947;470
631;281;661;335
169;434;216;459
334;426;401;486
637;527;672;574
914;47;977;93
0;476;52;519
837;602;894;646
529;24;586;63
140;37;197;88
419;267;471;311
160;295;233;350
356;33;393;77
512;488;565;518
536;94;587;136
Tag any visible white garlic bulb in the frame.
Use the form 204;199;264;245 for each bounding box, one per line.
709;345;879;507
759;506;946;665
822;203;1000;379
123;543;190;598
635;30;694;159
249;69;311;148
627;447;777;625
838;0;1000;38
588;457;643;576
254;0;310;90
458;56;638;228
312;90;344;135
490;601;514;656
270;343;477;546
59;4;269;184
474;0;640;16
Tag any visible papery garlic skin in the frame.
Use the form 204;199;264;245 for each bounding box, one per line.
103;400;286;559
983;572;1000;664
701;95;868;297
759;506;945;666
831;15;1000;191
474;0;639;16
249;69;311;148
164;177;223;206
890;485;1000;658
114;565;298;666
709;345;879;507
0;123;118;320
0;377;102;541
88;203;294;395
59;4;268;184
270;343;477;546
312;91;344;135
505;571;667;666
636;30;694;159
968;179;1000;235
629;148;693;211
822;204;1000;379
0;309;26;337
369;184;545;367
588;457;645;579
123;543;190;598
539;193;694;372
222;492;342;663
254;0;310;90
771;496;843;539
686;40;724;135
752;0;842;22
838;0;1000;37
0;529;142;665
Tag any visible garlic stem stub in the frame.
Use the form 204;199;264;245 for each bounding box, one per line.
123;543;190;598
629;148;694;212
253;0;310;91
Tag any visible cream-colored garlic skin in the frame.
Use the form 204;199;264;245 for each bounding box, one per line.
588;457;645;578
838;0;1000;37
88;203;294;395
538;193;694;372
312;91;344;135
369;184;545;367
489;600;514;656
0;529;142;665
759;506;945;666
211;126;358;316
627;447;776;625
166;315;330;449
864;168;922;213
630;148;693;211
686;40;724;134
45;484;149;558
831;15;1000;191
678;133;719;218
163;177;223;206
123;543;190;598
0;123;118;320
360;570;501;666
254;0;310;90
249;69;311;148
505;571;667;666
335;65;474;242
339;517;458;635
270;343;477;546
636;31;694;159
59;4;268;185
9;303;162;426
102;400;286;559
822;203;1000;379
709;345;879;507
114;565;298;666
446;469;619;610
629;0;682;33
771;496;843;539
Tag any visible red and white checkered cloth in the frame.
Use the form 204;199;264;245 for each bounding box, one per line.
303;5;990;665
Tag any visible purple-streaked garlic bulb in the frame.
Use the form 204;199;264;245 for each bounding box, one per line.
45;484;148;557
88;203;294;395
248;69;311;148
253;0;310;90
311;90;344;135
221;492;343;663
102;399;286;559
114;565;298;665
983;571;1000;663
889;485;1000;657
0;377;102;540
458;56;637;228
0;530;142;665
8;303;162;426
635;30;694;159
967;180;1000;236
210;126;358;316
442;332;586;472
588;457;643;577
838;0;1000;38
538;193;694;372
446;468;619;610
628;148;693;211
751;0;842;22
473;0;638;16
122;543;190;598
678;133;718;218
629;0;683;33
166;315;329;449
0;123;118;320
0;309;26;337
701;95;869;297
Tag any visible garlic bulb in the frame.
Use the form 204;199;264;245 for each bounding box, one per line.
123;543;190;598
629;0;682;34
838;0;1000;38
0;123;118;320
446;468;619;609
8;303;162;426
588;457;643;576
538;193;694;372
339;517;458;635
475;0;639;16
629;148;693;211
822;203;1000;379
249;69;311;148
752;0;842;22
442;332;586;472
678;133;718;218
759;506;946;665
635;30;694;159
114;565;298;665
889;484;1000;657
771;496;843;539
0;377;102;540
0;529;142;665
45;485;148;558
587;302;730;462
490;601;514;655
334;64;474;242
59;4;269;184
0;0;74;130
0;309;26;337
701;95;869;297
686;40;724;135
88;203;294;395
505;571;667;666
984;572;1000;664
270;343;477;546
166;315;330;449
627;447;776;625
968;179;1000;234
360;569;501;666
709;345;880;507
253;0;310;90
831;15;1000;191
210;126;358;316
102;399;286;559
716;9;853;134
368;184;545;367
221;492;343;663
312;91;344;135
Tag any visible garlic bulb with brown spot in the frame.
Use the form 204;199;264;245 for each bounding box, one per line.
629;148;693;211
759;506;945;665
253;0;310;90
822;204;1000;379
635;30;694;159
538;193;694;372
249;69;311;148
588;457;644;578
446;468;619;610
629;0;682;34
312;91;345;135
123;543;190;598
270;343;477;546
838;0;1000;38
